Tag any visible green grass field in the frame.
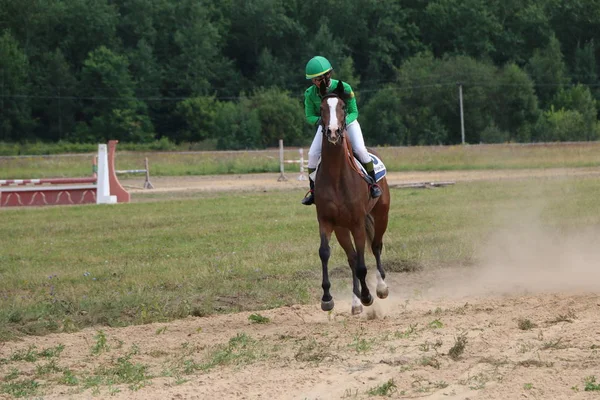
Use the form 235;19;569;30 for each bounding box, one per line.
2;142;600;179
2;175;600;342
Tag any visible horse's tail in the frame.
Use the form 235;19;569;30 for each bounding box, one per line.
365;214;375;251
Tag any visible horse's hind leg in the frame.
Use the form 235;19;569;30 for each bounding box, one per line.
371;204;390;299
319;221;335;311
334;227;362;315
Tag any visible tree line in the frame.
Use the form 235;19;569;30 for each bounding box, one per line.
1;0;599;148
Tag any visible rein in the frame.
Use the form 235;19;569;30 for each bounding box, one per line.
343;130;367;179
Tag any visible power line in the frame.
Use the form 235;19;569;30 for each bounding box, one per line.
3;81;600;101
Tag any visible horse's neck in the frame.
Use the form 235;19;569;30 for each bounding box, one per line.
320;138;353;180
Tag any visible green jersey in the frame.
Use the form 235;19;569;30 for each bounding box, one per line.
304;79;358;126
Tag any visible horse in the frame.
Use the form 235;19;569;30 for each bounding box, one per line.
313;80;391;315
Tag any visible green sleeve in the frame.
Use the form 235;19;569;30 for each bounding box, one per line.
343;82;358;124
304;87;320;126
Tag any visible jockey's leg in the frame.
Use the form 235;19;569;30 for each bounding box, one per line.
302;125;323;205
347;121;382;198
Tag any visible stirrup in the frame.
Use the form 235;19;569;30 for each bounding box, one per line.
370;184;382;198
301;190;314;205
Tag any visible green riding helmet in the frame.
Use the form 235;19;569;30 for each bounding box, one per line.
305;56;333;79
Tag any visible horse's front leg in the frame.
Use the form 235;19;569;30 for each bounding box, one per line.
352;225;373;307
319;222;335;311
334;227;362;315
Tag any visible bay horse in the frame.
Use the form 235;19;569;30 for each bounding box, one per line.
314;80;391;315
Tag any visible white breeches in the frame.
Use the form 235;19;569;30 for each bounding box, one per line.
307;120;370;169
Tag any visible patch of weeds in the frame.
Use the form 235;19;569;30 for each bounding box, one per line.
395;324;418;339
155;326;168;335
349;334;372;354
541;338;565;350
60;369;79;386
547;310;576;324
248;313;270;324
517;318;537;330
523;383;534;390
385;259;423;273
418;356;440;369
479;357;509;367
517;342;535;354
62;317;79;333
108;385;121;395
461;372;488;390
428;319;443;329
39;343;65;359
95;346;150;391
517;359;553;368
295;337;333;363
201;333;262;371
1;379;40;398
35;359;61;376
584;376;600;391
419;339;442;354
82;374;103;390
174;377;189;385
448;333;467;360
367;379;397;396
4;368;20;381
10;345;38;362
148;349;169;358
411;375;433;393
91;330;110;355
451;303;470;315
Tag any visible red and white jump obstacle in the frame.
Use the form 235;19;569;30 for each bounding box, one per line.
277;139;309;182
0;140;130;207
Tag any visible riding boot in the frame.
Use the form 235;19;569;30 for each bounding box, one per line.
301;170;316;205
362;161;382;198
367;170;382;198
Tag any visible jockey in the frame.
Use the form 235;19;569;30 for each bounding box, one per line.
301;55;382;206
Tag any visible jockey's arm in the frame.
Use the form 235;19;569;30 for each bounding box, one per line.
345;90;358;125
304;89;320;126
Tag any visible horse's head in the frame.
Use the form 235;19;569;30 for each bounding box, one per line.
319;80;351;145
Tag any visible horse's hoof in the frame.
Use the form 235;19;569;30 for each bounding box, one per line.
351;305;363;315
361;294;373;307
321;299;335;311
376;285;389;299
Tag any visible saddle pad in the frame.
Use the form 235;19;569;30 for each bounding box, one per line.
356;153;387;182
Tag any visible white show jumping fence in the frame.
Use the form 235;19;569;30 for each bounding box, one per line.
115;157;154;189
277;139;309;182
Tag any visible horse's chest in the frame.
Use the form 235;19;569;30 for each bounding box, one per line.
316;199;365;227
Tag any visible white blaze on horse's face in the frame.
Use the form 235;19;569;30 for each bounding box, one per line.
326;97;340;144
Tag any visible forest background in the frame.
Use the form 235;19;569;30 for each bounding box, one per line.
1;0;600;152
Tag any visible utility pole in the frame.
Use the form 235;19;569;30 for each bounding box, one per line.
1;68;4;141
457;82;465;145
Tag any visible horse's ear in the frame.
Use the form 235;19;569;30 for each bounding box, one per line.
335;80;345;97
319;80;328;96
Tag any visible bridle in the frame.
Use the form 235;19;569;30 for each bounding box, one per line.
320;93;347;145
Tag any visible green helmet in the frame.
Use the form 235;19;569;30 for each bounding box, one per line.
305;56;333;79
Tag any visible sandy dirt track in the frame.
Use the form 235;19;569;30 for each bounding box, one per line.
3;168;600;400
121;167;600;194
